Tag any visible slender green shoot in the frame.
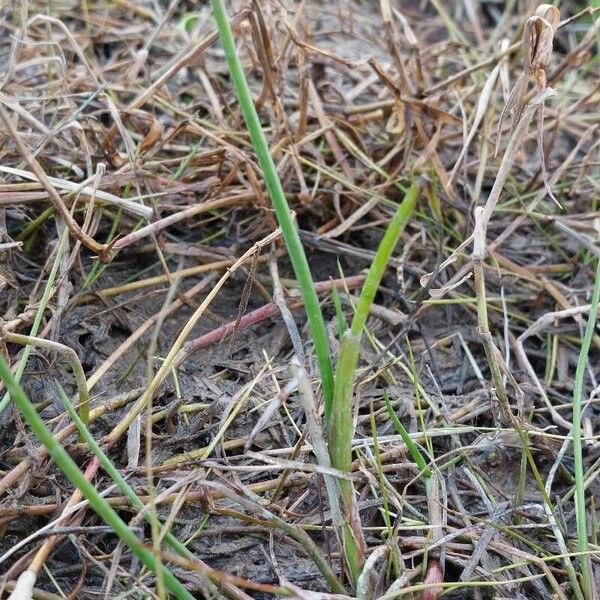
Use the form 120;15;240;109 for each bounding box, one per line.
328;180;421;583
5;333;89;434
331;283;346;338
572;258;600;600
0;359;196;600
57;386;188;552
370;403;393;535
383;394;432;481
15;206;53;241
210;0;334;414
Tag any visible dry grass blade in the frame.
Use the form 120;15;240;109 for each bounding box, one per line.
0;107;111;260
448;40;506;186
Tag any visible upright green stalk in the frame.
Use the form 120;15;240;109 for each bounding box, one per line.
329;181;421;583
210;0;334;413
572;258;600;600
0;358;195;600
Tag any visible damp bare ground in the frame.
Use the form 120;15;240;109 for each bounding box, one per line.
0;1;599;599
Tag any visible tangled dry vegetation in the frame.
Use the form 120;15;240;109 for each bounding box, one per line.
0;1;599;599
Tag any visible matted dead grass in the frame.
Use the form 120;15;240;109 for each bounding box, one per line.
0;1;599;599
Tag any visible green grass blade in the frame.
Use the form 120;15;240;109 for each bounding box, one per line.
349;182;421;337
383;393;431;478
331;283;347;338
572;258;600;600
55;385;227;598
210;0;334;415
0;358;195;600
328;180;421;583
329;180;421;476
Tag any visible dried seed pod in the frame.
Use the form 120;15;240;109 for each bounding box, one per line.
535;4;560;30
495;5;560;155
524;15;556;86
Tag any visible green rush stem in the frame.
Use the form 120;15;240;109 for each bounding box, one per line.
210;0;334;415
328;180;420;583
349;182;420;340
0;360;196;600
572;258;600;600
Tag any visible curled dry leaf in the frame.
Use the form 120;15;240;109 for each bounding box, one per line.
392;7;418;47
139;114;163;152
428;270;473;299
122;109;164;152
403;96;461;127
535;4;560;30
386;99;406;135
369;59;460;130
524;18;555;86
